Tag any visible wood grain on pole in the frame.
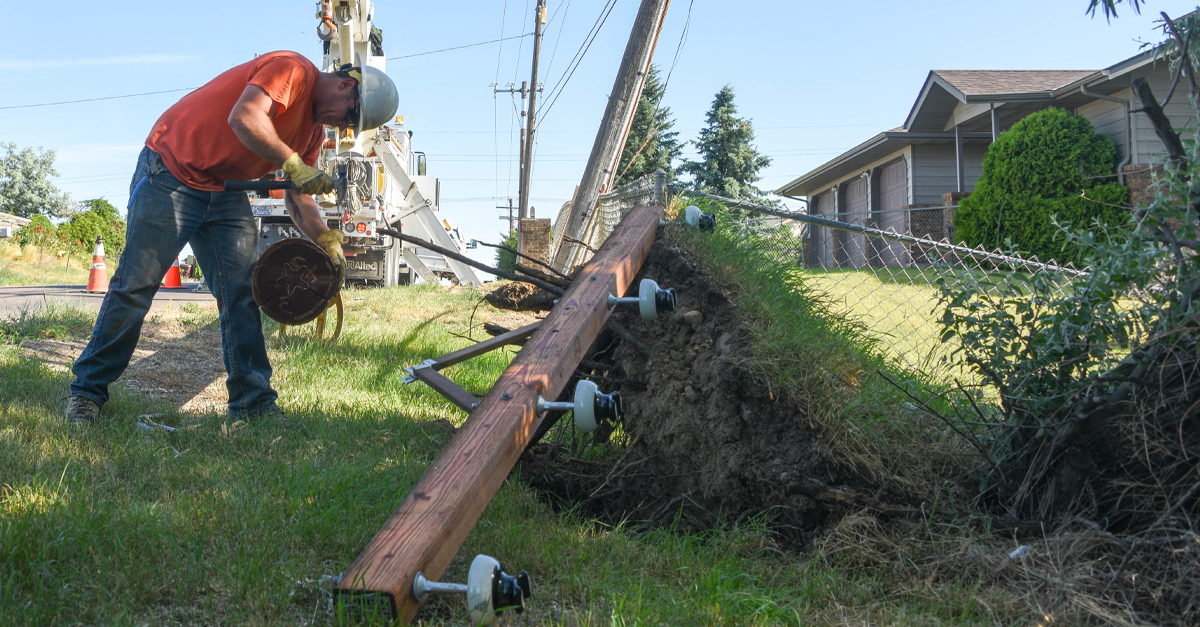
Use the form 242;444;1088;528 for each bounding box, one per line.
551;0;670;271
334;206;663;623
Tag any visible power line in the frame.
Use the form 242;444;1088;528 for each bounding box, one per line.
387;33;532;60
0;87;196;110
537;0;619;124
541;0;572;84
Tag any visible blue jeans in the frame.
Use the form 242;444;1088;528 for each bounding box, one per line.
71;146;278;417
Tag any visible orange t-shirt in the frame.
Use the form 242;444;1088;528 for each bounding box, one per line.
145;51;325;191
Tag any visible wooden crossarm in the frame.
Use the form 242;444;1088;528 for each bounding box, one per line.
334;206;662;622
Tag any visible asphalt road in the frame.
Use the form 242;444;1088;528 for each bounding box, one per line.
0;284;216;314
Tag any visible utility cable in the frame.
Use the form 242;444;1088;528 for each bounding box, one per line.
387;33;532;60
1;87;195;110
541;0;572;84
538;0;617;121
537;0;619;124
495;0;511;206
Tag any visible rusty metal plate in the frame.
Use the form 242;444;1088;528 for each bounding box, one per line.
253;238;341;325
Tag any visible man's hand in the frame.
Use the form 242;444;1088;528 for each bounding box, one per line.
316;229;345;269
283;153;334;195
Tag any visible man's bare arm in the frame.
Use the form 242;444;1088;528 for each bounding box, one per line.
284;189;330;241
228;85;294;167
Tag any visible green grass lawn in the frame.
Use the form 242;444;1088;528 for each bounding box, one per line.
0;284;1020;626
802;268;950;373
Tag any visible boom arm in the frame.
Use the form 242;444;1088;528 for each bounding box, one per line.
376;137;483;287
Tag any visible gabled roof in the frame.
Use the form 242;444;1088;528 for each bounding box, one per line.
774;44;1165;198
935;70;1097;97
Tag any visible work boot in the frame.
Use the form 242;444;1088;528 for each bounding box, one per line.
245;406;302;429
65;396;102;425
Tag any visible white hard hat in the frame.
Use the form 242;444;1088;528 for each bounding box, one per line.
346;54;399;136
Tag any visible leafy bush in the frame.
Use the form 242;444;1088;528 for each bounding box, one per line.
954;108;1130;264
58;198;125;257
16;214;56;248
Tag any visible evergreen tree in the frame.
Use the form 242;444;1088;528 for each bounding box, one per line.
0;142;71;218
679;86;771;200
615;65;682;187
494;229;519;274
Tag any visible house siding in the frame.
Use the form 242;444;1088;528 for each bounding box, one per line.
910;143;986;205
1075;89;1129;164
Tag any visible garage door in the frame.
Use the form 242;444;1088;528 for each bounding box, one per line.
842;178;868;268
813;192;835;268
878;160;908;267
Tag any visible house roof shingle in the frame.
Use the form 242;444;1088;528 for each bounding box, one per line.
933;70;1097;96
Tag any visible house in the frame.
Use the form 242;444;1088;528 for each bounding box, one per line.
774;45;1193;268
0;211;31;238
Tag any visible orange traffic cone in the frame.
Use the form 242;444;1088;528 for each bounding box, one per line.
162;257;183;289
85;236;109;293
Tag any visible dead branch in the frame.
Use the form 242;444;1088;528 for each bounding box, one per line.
1161;11;1198;99
1132;78;1187;164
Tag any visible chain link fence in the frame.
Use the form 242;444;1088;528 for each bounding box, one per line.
680;190;1085;382
546;180;1084;383
551;173;662;271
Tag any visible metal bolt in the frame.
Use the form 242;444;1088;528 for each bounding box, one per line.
501;393;512;400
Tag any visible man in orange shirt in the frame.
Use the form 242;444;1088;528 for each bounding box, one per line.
66;51;398;425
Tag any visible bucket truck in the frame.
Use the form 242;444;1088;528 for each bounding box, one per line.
252;0;482;288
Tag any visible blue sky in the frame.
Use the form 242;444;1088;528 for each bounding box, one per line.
2;0;1194;264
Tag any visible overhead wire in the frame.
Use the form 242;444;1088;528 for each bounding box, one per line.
536;0;620;124
1;88;196;110
540;0;573;88
494;0;510;210
387;33;532;60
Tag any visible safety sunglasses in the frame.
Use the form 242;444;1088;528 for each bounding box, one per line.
343;85;361;131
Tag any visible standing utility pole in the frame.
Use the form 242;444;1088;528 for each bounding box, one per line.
519;0;547;228
551;0;670;271
497;197;515;234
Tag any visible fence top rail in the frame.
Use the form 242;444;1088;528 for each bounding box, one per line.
809;205;960;218
676;188;1089;278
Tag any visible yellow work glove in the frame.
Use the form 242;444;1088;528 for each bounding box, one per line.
316;229;345;270
282;153;334;195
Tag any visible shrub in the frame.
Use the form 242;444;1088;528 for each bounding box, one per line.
16;214;56;248
58;198;125;257
955;108;1130;263
494;229;518;274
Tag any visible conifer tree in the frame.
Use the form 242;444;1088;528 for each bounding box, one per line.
680;86;771;200
615;65;682;187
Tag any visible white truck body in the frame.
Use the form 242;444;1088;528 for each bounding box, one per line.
254;0;481;288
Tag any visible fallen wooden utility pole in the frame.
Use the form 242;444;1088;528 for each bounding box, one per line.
551;0;670;272
335;205;663;622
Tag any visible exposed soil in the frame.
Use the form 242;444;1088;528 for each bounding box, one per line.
520;237;856;546
20;304;229;414
483;281;556;312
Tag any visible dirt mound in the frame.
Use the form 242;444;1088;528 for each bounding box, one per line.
522;237;859;544
484;281;555;312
